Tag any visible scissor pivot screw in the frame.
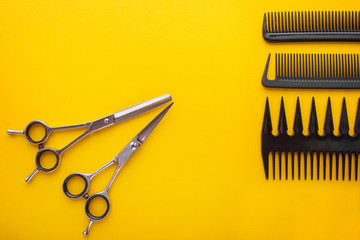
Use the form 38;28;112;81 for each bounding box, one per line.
104;118;109;123
130;142;138;150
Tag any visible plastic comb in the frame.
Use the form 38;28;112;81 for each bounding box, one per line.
262;53;360;88
263;11;360;42
261;97;360;180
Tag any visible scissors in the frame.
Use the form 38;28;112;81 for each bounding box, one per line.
7;94;172;182
62;102;173;236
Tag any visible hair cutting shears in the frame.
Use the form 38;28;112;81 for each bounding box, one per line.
7;94;172;182
62;102;173;236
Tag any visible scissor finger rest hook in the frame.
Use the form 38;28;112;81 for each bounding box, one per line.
8;120;51;145
25;148;62;182
83;191;111;236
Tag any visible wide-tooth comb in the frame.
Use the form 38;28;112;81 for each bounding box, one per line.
262;53;360;89
263;11;360;42
261;97;360;180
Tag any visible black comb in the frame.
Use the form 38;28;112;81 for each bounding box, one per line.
261;97;360;180
263;11;360;42
262;53;360;88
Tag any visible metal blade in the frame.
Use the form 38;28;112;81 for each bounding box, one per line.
114;94;172;124
137;103;173;144
117;102;173;167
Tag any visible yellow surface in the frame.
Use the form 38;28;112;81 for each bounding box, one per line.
0;0;360;239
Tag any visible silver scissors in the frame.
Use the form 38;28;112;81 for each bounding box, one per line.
62;102;173;236
7;94;172;182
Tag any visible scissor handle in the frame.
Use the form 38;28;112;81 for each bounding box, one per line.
35;147;61;172
8;120;89;145
84;191;111;221
82;191;111;236
24;120;52;145
63;173;91;199
24;147;63;182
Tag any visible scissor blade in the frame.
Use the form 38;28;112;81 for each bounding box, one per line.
117;102;173;166
137;102;173;144
113;94;172;124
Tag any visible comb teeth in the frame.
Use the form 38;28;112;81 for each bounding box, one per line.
261;97;360;181
262;53;360;89
263;11;360;42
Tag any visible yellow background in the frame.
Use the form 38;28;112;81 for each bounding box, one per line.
1;0;360;239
